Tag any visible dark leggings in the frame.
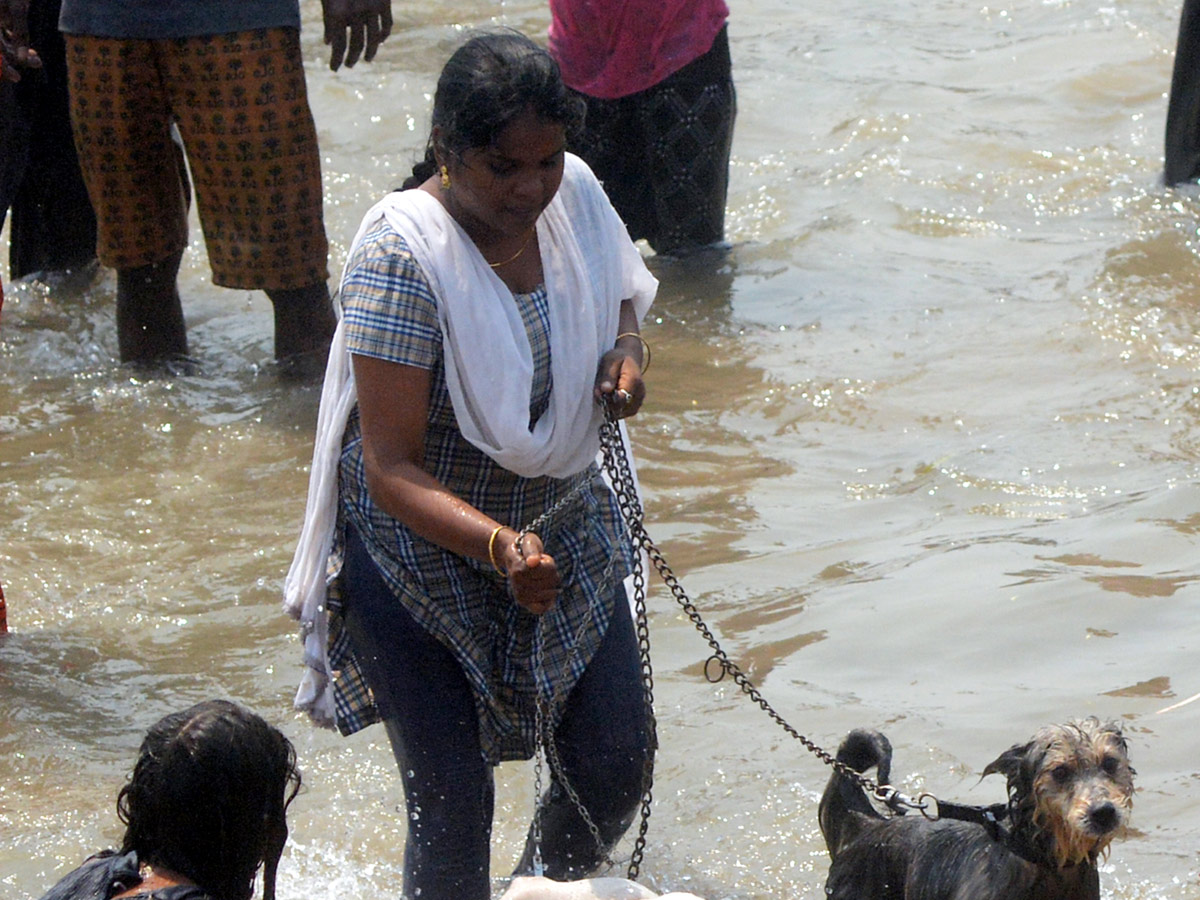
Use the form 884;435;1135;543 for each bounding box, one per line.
341;526;651;900
1167;0;1200;185
571;26;736;255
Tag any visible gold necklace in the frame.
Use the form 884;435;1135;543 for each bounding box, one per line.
488;229;535;269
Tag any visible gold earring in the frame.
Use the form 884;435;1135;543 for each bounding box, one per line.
440;165;450;189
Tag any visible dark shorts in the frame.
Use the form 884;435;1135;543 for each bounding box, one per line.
64;28;329;290
571;26;736;255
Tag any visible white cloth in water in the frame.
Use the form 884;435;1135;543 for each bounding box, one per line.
501;875;707;900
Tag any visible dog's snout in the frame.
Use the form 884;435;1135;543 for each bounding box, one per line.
1088;801;1120;833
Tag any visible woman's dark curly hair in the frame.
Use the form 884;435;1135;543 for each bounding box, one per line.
116;700;302;900
402;30;585;190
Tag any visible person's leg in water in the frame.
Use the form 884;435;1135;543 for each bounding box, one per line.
8;0;97;280
340;524;495;900
160;28;333;372
569;27;734;256
116;248;188;363
637;26;736;255
1166;0;1200;185
514;587;653;879
115;134;193;365
65;35;193;365
569;92;655;246
265;282;336;372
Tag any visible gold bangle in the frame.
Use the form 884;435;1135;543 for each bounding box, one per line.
615;331;651;374
487;525;508;575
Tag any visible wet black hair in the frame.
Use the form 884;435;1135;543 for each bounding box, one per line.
402;30;584;190
116;699;302;900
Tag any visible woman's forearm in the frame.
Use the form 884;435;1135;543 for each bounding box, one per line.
362;453;518;571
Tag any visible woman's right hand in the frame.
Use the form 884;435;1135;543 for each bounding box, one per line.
501;531;560;615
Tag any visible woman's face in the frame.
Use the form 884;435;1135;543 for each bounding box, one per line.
440;109;567;242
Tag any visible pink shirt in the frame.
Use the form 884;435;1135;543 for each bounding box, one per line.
548;0;729;100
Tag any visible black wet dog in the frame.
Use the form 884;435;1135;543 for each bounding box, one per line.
818;719;1134;900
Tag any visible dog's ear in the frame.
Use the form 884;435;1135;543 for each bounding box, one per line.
981;741;1032;784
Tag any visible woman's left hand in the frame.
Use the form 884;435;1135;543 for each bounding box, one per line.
593;348;645;419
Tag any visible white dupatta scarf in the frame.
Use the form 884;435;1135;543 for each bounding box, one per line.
284;154;657;726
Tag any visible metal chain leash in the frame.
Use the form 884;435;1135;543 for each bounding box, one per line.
530;546;626;875
595;405;926;817
518;470;596;543
604;457;657;879
517;460;655;879
591;410;660;879
530;660;546;876
536;667;615;862
521;397;926;884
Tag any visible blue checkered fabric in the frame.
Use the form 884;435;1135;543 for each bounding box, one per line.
325;220;634;761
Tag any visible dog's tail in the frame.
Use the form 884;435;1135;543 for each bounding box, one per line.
817;728;894;860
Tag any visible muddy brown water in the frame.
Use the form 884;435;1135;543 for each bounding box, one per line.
2;1;1199;897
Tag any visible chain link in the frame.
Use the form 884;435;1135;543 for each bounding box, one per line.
531;635;547;877
596;405;923;815
519;456;648;878
523;400;923;884
596;411;658;879
517;471;595;556
530;545;627;874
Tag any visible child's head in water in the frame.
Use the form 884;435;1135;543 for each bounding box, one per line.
117;699;302;900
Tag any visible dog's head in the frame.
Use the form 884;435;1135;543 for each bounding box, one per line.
982;718;1134;868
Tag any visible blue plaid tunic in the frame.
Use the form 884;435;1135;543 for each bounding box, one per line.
326;220;635;762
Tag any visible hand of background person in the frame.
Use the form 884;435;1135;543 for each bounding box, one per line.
502;531;561;615
1;0;42;81
321;0;392;71
593;347;646;419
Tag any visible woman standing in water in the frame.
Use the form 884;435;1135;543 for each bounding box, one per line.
286;30;658;900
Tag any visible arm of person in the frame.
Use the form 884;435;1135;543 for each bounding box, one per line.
320;0;392;71
0;0;41;81
593;298;648;418
353;352;562;615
